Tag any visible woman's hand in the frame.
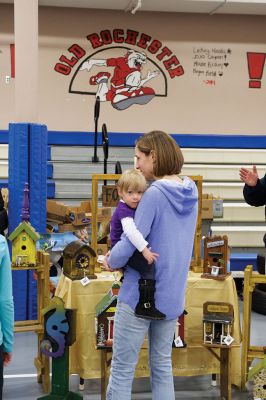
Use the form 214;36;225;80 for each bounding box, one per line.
102;251;116;272
239;165;259;187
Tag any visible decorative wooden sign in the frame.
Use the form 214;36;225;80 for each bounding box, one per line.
102;185;119;207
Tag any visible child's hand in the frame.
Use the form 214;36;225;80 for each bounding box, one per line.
142;247;159;264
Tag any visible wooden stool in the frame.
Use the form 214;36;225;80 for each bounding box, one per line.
204;344;233;400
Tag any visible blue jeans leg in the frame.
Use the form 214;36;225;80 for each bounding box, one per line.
149;318;177;400
106;301;177;400
106;301;149;400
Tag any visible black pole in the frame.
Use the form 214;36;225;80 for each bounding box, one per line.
115;161;122;174
263;233;266;275
92;96;100;162
102;123;109;185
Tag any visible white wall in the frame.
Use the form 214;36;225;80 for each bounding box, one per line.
1;4;266;134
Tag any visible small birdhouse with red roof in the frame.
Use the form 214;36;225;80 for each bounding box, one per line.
95;281;120;348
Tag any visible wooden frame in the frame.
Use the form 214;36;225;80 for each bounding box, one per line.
91;173;202;272
241;265;266;389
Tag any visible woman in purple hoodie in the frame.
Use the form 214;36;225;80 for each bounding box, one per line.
104;130;198;400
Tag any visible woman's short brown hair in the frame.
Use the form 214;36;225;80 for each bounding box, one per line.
135;131;184;177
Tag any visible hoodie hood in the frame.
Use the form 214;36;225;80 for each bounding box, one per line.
151;176;198;215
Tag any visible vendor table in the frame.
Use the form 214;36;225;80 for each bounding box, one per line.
55;271;242;390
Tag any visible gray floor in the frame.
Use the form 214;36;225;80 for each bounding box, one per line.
3;298;265;400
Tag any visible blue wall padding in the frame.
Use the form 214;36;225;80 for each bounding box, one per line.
2;129;266;148
47;131;266;148
48;130;105;145
0;130;8;143
0;180;8;188
8;124;30;233
47;164;53;179
8;123;48;321
8;123;30;321
171;134;266;149
29;124;47;234
28;124;48;319
47;180;55;198
230;253;257;271
47;146;51;160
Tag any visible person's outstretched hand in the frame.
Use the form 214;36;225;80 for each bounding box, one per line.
3;352;12;367
239;165;259;187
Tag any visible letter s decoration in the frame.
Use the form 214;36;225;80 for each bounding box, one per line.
40;296;69;358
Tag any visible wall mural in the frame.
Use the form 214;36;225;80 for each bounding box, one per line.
192;47;232;86
54;29;184;111
79;49;160;110
53;29;266;113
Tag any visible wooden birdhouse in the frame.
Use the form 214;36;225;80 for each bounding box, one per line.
203;302;234;346
173;310;187;348
8;182;40;267
202;235;230;280
248;350;266;400
62;240;97;280
9;221;40;267
95;281;120;348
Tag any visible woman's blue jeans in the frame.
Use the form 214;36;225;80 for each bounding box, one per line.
106;301;177;400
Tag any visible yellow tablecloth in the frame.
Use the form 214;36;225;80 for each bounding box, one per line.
55;271;242;387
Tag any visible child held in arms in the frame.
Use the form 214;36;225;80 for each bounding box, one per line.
110;169;165;320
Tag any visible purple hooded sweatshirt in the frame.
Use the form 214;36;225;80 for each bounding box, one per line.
108;177;198;320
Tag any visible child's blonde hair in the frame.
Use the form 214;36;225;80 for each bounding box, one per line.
117;169;147;193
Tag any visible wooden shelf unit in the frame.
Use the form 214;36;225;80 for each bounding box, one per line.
12;251;51;393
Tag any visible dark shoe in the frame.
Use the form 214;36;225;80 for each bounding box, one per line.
135;279;166;320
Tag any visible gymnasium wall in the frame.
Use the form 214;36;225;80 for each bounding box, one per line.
0;4;266;135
